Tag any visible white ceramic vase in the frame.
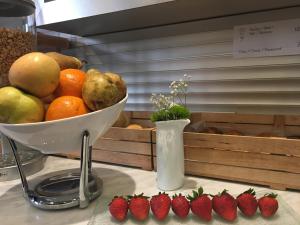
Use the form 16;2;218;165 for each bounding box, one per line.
155;119;190;191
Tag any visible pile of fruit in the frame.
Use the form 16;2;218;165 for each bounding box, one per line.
0;52;126;124
109;187;279;222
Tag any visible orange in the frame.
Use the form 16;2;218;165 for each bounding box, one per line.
45;96;88;121
54;69;86;97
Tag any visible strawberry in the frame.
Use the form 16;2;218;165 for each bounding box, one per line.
187;187;212;221
128;193;150;221
258;193;279;218
150;192;171;220
212;189;237;221
108;196;128;221
237;188;258;217
172;193;190;218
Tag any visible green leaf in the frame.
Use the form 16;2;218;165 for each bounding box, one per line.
150;105;190;122
198;187;203;195
218;189;228;196
264;193;278;198
245;188;256;196
193;190;198;198
186;195;193;201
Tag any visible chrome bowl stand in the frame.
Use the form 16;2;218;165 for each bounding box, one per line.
4;130;102;210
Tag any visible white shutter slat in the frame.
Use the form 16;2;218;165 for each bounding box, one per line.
84;42;232;63
82;30;233;52
121;66;300;83
127;92;300;105
125;104;300;115
87;55;300;73
63;29;233;56
129;79;300;93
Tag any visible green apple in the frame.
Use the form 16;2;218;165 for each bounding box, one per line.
0;86;44;124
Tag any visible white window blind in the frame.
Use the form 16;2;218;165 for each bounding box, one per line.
62;26;300;115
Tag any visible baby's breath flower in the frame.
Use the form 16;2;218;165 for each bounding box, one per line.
150;93;172;110
150;74;191;122
183;74;192;79
151;74;191;110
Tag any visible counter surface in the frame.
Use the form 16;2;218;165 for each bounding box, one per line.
0;156;299;225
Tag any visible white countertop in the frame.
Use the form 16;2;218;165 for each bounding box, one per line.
0;156;299;225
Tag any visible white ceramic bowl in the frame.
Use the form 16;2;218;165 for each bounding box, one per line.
0;95;127;154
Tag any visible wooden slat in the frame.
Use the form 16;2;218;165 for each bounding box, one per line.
94;139;151;155
123;111;132;118
58;152;80;159
184;161;300;190
153;157;300;190
185;132;300;156
185;147;300;173
93;150;152;170
285;115;300;126
274;115;285;128
102;127;152;142
189;112;300;135
203;121;300;136
191;112;274;124
152;145;300;173
131;111;152;119
202;122;300;136
204;122;274;136
152;131;300;156
130;119;154;128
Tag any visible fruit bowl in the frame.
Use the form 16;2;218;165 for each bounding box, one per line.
0;94;128;154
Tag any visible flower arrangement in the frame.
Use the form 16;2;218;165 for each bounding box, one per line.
150;74;191;122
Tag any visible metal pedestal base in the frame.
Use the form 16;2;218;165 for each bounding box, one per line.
28;172;102;209
4;131;102;210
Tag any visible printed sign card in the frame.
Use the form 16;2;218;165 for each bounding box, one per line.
233;18;300;58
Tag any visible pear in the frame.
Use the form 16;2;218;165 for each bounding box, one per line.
46;52;83;70
9;52;60;98
105;72;127;102
0;87;44;124
82;69;120;111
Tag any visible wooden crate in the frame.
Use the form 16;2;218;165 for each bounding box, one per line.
62;111;154;170
152;112;300;191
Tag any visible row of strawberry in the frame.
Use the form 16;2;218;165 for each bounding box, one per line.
108;187;278;222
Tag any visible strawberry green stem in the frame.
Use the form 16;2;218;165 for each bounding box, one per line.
264;193;278;198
